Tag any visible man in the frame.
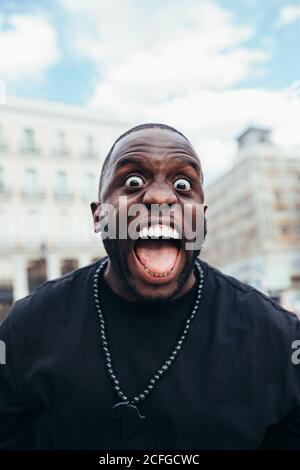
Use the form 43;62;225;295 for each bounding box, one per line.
0;123;300;449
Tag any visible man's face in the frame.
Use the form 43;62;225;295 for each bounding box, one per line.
92;128;206;301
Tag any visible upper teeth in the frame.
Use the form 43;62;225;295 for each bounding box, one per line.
138;224;180;239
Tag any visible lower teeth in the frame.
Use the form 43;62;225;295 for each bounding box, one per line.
143;266;172;277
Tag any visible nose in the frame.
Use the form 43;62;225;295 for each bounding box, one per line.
143;182;177;207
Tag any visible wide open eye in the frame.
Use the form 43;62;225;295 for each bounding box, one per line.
125;175;144;187
173;178;191;191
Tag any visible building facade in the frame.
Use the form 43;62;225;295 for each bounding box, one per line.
0;96;128;320
202;127;300;315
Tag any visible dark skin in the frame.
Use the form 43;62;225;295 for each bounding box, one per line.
91;127;207;302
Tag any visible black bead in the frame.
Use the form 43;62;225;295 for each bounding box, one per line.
93;256;204;408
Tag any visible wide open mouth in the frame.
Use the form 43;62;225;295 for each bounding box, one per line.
133;224;181;278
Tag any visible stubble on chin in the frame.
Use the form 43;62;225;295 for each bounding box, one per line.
102;237;200;302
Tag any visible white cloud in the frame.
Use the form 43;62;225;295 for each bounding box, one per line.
58;0;300;184
0;14;60;82
59;0;268;118
277;3;300;27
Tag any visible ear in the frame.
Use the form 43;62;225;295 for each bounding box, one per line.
90;201;102;233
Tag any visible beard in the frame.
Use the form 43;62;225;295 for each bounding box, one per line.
102;236;202;303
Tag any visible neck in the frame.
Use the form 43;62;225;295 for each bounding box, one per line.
103;259;197;302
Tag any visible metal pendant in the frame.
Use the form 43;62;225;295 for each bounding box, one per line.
112;401;146;440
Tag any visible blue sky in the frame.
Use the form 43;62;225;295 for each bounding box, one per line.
1;0;300;180
0;0;97;104
217;0;300;90
1;0;299;102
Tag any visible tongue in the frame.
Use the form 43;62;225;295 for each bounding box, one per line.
135;240;179;274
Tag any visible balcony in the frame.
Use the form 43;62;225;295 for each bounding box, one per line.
81;151;98;160
20;146;41;156
54;191;74;202
0;144;8;156
52;149;70;158
0;187;12;200
21;189;46;201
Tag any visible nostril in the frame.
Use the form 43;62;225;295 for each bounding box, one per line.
143;188;177;207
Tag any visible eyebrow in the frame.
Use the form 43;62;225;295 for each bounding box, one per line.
171;155;201;175
114;153;201;175
114;155;146;172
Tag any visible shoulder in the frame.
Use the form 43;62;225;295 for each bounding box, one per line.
201;260;300;405
0;256;107;331
201;259;299;337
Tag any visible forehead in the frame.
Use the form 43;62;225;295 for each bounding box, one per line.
109;128;200;167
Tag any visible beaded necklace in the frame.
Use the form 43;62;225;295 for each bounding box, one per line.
93;257;204;440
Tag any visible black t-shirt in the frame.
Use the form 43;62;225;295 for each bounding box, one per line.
1;256;300;450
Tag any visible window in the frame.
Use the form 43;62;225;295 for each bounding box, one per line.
27;259;47;293
86;135;94;157
55;170;67;196
0;125;6;150
84;173;96;199
0;282;13;322
55;131;68;156
23;128;36;152
291;275;300;288
0;209;6;238
24;168;38;194
0;166;10;194
82;135;96;158
87;136;93;152
61;259;78;276
57;131;65;150
0;208;12;242
0;166;4;191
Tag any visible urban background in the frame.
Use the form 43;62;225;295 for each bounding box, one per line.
0;0;300;319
